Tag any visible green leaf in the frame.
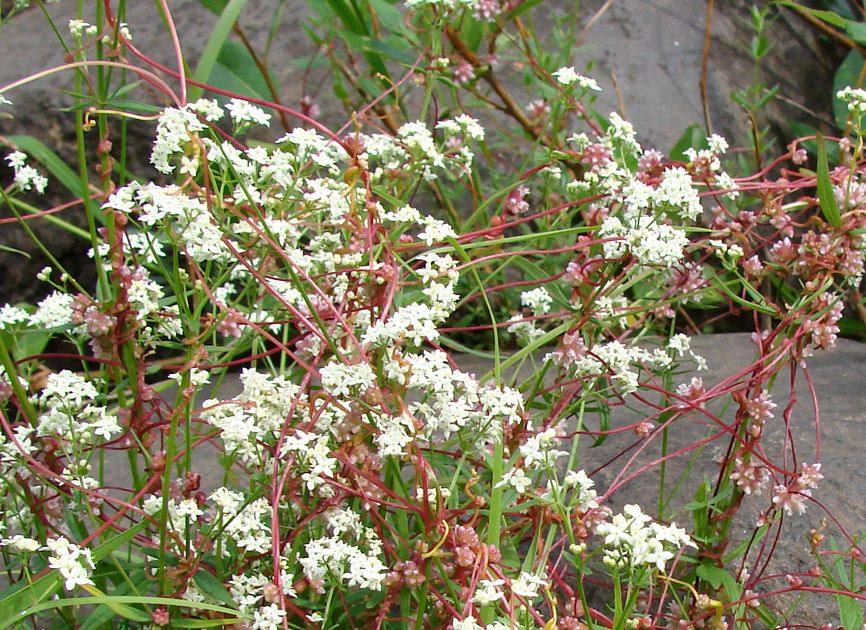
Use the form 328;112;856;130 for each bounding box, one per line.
0;329;49;362
16;595;243;627
368;0;413;39
669;124;707;162
593;400;610;447
816;133;843;228
206;40;274;101
79;571;151;630
696;563;725;589
338;31;417;66
833;49;866;130
775;2;848;28
171;619;246;628
690;482;710;539
847;21;866;45
696;564;743;601
199;0;229;14
190;0;250;102
836;593;864;630
6;135;85;198
323;0;391;82
325;0;368;35
0;572;61;630
193;571;235;608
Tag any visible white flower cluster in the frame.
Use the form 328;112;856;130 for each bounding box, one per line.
281;431;338;494
553;66;601;92
6;151;48;194
519;427;567;468
651;167;704;220
203;369;306;468
837;86;866;115
510;570;549;600
1;534;40;553
0;424;36;479
150;104;209;174
29;291;75;329
34;370;119;442
521;287;552;316
300;509;387;591
219;495;272;554
563;468;600;511
599;214;690;268
45;537;95;590
225;98;271;130
362;302;443;347
596;504;695;571
563;339;688;394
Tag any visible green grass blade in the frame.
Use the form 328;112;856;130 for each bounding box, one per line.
190;0;250;102
816;132;843;228
0;573;61;629
15;595;245;624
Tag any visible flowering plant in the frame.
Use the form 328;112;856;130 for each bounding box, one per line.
0;2;865;630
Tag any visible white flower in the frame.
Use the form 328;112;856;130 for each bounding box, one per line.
453;618;483;630
707;134;729;154
226;99;272;129
171;498;204;520
667;333;691;357
68;19;90;38
510;571;547;600
150;106;207;174
374;411;415;457
29;291;74;328
0;304;30;328
837;86;866;114
496;468;532;494
520;287;553;317
601;215;689;268
654;167;703;220
418;215;456;245
45;537;95;590
6;151;48;194
1;535;40;553
189;98;224;122
553;67;601;91
471;579;505;606
362;303;443;347
715;171;739;200
251;603;286;630
39;370;98;410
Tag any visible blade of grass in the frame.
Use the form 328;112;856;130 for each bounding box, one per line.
816;132;843;228
190;0;250;102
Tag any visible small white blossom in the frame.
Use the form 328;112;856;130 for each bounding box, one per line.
6;151;48;194
226;99;272;129
45;537;95;590
553;66;601;91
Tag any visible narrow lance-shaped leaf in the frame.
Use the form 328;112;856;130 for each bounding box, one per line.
816;132;843;229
